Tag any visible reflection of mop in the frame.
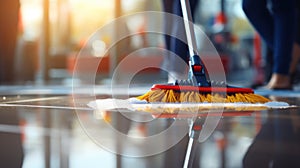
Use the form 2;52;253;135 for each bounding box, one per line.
183;117;204;168
136;0;270;104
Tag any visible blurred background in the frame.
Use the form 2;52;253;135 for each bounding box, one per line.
0;1;300;168
0;0;282;87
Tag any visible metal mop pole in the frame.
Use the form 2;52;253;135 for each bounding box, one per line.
180;0;210;87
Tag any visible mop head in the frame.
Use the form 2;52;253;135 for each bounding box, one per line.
136;85;270;103
88;98;293;116
88;85;294;116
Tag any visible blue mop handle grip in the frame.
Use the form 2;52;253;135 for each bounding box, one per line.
189;55;210;87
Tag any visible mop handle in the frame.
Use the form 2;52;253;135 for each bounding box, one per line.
180;0;198;57
180;0;210;87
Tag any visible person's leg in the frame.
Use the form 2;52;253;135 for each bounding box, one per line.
289;43;300;84
168;0;199;81
271;0;295;75
242;0;274;48
266;0;296;89
169;0;189;74
290;5;300;84
265;46;274;83
243;0;297;89
162;0;174;52
161;0;180;81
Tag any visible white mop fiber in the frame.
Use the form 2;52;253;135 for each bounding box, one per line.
88;98;295;114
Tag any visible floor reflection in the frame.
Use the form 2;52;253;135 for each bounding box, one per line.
0;93;299;168
243;109;300;168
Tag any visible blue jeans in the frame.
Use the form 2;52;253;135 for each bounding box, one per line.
242;0;296;75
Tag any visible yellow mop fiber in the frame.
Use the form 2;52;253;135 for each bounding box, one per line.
137;89;270;103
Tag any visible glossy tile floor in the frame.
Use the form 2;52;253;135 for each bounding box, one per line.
0;82;299;168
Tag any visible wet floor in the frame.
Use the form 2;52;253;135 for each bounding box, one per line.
0;84;299;168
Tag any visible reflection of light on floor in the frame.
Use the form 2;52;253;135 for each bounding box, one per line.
0;116;256;168
69;122;115;168
199;135;253;168
200;136;220;168
226;135;253;167
21;120;116;168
